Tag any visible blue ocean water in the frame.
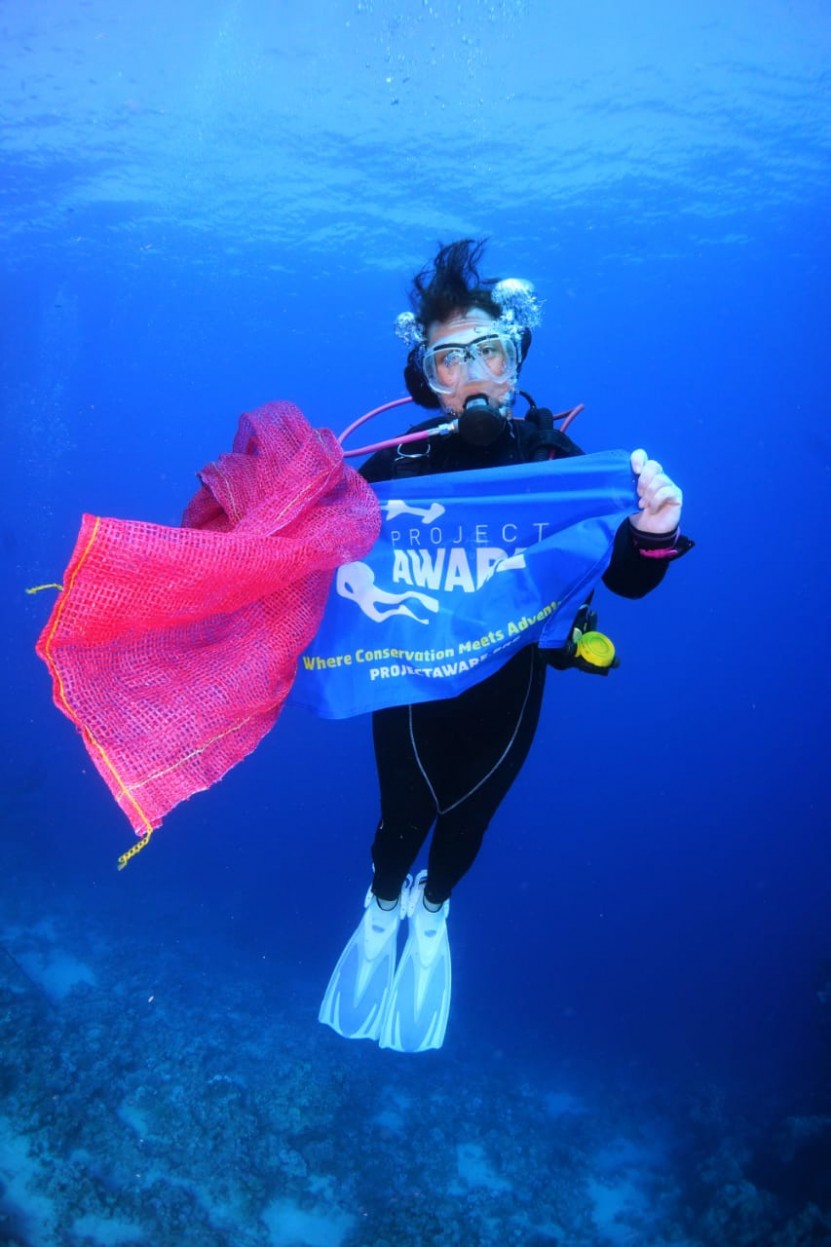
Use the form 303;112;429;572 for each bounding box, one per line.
2;0;830;1243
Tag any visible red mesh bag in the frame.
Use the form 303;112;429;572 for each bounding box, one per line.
36;401;380;865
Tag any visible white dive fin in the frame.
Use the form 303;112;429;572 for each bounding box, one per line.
379;870;451;1053
319;879;410;1041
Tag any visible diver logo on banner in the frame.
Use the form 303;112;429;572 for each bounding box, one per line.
335;495;526;625
289;451;638;719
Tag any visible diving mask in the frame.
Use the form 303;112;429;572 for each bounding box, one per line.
421;331;519;397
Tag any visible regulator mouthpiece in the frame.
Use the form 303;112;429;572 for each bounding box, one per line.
456;396;508;447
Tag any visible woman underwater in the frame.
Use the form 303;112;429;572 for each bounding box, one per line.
319;239;692;1053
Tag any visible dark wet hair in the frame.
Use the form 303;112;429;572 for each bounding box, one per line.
409;238;501;328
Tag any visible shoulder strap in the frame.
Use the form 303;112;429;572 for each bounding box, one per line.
517;407;584;460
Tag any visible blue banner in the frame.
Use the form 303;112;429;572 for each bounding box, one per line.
289;450;638;718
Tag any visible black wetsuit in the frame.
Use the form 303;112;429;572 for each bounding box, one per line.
359;409;682;907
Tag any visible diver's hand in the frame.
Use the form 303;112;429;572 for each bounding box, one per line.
629;449;683;535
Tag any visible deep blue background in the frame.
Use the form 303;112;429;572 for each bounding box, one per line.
3;0;830;1138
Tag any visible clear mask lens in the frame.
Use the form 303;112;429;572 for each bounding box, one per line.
422;333;518;395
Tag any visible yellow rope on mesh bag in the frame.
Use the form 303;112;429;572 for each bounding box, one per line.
117;829;155;870
26;583;64;595
35;520;158;870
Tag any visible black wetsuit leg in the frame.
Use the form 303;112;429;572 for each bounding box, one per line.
370;646;547;905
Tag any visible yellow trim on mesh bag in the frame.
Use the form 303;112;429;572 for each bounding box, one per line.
39;517;157;870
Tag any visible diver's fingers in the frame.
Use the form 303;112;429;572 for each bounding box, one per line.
641;482;683;514
638;470;674;505
637;458;664;493
632;453;664;495
630;448;648;475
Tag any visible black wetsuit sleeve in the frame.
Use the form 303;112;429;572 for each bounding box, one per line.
602;519;683;598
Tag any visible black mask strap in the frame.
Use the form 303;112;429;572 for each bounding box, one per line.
404;347;441;408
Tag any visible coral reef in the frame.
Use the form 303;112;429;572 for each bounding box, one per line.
1;893;828;1247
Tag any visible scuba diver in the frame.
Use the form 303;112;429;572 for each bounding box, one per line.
319;239;692;1053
